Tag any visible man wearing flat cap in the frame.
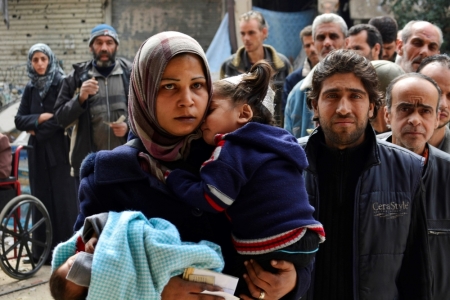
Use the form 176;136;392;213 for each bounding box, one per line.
54;24;132;191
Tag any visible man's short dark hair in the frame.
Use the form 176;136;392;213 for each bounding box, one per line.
300;25;313;43
417;54;450;73
307;49;382;119
368;16;398;44
385;73;441;112
348;24;384;59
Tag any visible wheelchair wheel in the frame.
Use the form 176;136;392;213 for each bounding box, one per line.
0;195;52;280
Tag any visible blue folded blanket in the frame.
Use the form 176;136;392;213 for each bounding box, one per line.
52;211;224;299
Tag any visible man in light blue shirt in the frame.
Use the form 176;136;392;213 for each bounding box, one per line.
284;13;347;138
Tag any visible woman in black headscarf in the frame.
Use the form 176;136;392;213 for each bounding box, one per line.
15;43;78;263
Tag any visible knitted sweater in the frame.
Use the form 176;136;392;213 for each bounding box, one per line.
167;122;324;255
314;137;370;299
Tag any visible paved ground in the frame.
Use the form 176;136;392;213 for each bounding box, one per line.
0;265;52;299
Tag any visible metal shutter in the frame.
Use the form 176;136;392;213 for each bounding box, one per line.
0;0;104;99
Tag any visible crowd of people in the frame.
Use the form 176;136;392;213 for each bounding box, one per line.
0;6;447;300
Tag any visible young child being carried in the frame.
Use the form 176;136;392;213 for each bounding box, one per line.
150;60;325;295
49;211;224;300
49;213;103;300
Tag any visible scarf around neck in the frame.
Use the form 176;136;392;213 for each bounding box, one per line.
128;31;212;161
27;43;64;99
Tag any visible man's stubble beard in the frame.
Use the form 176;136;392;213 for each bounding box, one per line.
318;111;371;148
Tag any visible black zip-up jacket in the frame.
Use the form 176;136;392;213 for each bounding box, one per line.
379;134;450;300
54;58;132;177
299;126;432;300
423;145;450;300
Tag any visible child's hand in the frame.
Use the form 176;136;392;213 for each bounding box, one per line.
85;234;98;254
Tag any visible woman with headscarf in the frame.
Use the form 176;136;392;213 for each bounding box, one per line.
15;43;78;264
73;32;310;299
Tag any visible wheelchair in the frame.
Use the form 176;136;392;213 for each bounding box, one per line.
0;145;52;280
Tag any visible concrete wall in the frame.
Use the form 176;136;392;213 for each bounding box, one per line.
349;0;391;20
111;0;224;62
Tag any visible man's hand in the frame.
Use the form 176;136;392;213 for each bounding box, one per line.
239;260;297;300
79;77;99;104
110;122;128;137
161;276;225;299
38;113;53;124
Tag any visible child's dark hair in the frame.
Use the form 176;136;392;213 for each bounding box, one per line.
49;267;88;300
214;60;276;125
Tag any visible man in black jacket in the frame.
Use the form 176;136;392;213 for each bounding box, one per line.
299;49;432;300
54;24;132;189
382;72;450;300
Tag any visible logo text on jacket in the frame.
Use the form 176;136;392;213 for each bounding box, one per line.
372;201;409;219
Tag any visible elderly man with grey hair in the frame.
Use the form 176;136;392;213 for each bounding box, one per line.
417;54;450;154
397;20;443;72
381;71;450;300
284;13;347;138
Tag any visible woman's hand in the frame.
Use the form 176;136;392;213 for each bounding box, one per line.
161;276;225;299
38;112;53;124
239;260;296;300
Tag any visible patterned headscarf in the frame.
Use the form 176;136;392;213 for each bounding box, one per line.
27;43;64;99
128;31;212;161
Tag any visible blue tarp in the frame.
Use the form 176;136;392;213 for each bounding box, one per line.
206;13;232;76
206;8;317;73
253;7;316;62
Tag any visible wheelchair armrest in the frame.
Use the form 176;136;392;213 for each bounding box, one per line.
0;176;17;184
